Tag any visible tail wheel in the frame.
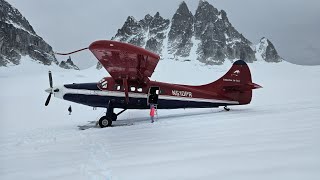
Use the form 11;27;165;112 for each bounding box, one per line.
98;116;112;128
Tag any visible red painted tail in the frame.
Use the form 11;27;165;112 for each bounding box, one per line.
202;60;262;105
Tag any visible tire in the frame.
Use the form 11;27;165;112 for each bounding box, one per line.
224;106;230;111
98;116;112;128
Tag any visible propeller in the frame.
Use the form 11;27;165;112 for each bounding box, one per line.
45;71;53;106
49;70;53;88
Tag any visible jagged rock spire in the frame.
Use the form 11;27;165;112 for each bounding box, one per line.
168;1;194;57
145;12;170;54
112;12;170;54
256;37;282;62
59;56;79;70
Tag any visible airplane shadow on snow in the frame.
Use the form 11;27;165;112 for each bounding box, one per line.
78;108;252;130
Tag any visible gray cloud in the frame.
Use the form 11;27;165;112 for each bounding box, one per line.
6;0;320;67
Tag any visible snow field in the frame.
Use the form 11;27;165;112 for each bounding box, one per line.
0;59;320;180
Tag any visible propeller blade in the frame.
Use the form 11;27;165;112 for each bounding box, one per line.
45;93;52;106
49;71;53;88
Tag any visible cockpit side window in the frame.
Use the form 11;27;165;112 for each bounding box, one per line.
99;78;108;89
101;81;108;89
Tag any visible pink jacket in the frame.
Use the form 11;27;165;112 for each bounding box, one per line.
150;107;155;117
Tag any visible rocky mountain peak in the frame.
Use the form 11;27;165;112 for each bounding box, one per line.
197;0;219;15
177;1;189;13
256;37;282;62
168;1;194;57
145;12;170;54
149;12;169;33
193;0;256;64
144;14;153;20
112;12;170;54
219;10;228;21
154;12;161;18
139;14;153;30
59;56;79;70
0;0;62;68
0;0;35;35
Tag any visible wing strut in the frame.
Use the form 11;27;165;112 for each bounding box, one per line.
55;47;88;55
123;76;129;104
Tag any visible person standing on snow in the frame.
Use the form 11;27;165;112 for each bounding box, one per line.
150;104;156;123
68;105;72;115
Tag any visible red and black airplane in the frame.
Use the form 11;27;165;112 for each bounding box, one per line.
45;40;262;128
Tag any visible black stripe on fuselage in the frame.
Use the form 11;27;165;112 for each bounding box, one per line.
64;83;99;91
63;94;228;109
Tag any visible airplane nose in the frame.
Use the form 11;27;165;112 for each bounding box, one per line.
45;88;52;94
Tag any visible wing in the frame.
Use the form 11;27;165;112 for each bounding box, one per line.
89;40;160;84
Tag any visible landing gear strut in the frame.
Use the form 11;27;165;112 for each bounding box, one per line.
98;101;127;128
224;106;230;111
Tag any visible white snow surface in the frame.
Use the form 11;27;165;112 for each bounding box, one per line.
1;57;320;180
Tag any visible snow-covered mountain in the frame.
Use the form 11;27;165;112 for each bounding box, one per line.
0;0;78;70
111;0;282;66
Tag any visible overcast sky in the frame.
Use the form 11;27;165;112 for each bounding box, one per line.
6;0;320;67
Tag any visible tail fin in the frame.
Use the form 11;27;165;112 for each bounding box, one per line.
203;60;262;105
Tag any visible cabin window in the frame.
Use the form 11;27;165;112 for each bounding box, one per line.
160;89;165;94
130;86;136;92
114;84;122;91
137;87;143;92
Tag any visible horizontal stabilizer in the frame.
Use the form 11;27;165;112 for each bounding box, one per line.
223;82;262;92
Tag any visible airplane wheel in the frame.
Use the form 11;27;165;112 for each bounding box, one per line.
224;106;230;111
99;116;112;128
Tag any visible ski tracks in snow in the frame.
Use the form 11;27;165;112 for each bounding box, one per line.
78;131;112;180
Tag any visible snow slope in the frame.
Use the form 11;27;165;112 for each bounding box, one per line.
0;58;320;180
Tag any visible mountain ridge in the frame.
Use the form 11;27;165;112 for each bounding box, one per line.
106;0;282;69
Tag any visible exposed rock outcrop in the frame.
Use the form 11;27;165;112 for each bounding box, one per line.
59;56;79;70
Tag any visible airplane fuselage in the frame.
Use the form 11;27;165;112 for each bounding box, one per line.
50;77;241;110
